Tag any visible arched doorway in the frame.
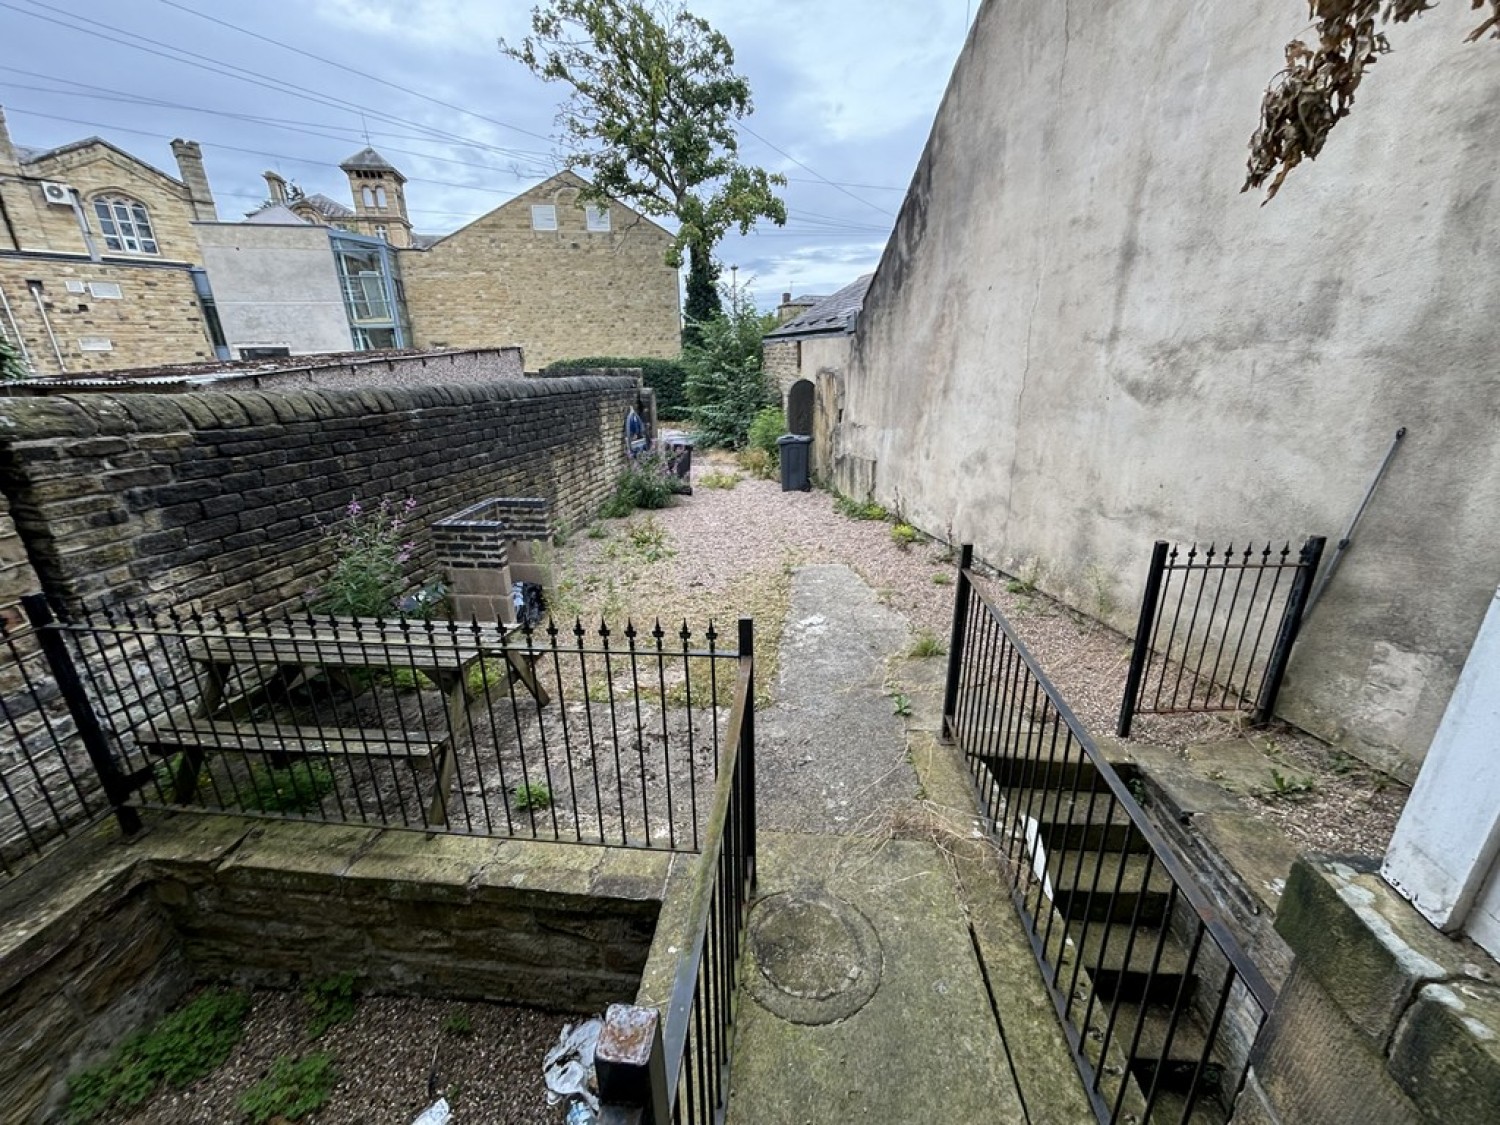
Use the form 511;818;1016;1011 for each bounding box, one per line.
787;379;815;437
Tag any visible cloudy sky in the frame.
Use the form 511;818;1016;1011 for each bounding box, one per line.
1;0;977;307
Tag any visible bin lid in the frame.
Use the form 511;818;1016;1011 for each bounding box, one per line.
660;429;696;447
776;434;813;446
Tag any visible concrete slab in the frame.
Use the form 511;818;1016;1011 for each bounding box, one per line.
726;831;1025;1125
1183;738;1315;799
757;565;919;835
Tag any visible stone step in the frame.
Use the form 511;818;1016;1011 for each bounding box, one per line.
1049;851;1173;926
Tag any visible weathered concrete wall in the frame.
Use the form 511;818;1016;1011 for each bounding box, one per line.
401;172;681;368
193;222;351;356
0;375;638;611
766;335;853;486
836;0;1500;777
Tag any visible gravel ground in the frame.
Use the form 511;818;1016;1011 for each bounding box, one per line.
119;990;569;1124
108;449;1407;1122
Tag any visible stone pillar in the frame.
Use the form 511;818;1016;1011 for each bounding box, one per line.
432;501;516;626
170;139;218;222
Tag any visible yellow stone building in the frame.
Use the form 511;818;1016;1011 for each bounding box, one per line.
399;170;681;368
0;108;224;376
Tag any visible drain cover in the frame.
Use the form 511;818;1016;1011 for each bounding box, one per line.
746;889;883;1024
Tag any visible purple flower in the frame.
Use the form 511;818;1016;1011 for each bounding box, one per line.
346;498;362;517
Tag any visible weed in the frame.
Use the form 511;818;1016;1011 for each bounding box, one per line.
238;1054;337;1124
586;523;609;539
907;632;947;659
891;693;913;717
736;447;776;479
387;666;435;691
305;972;358;1039
626;515;674;562
514;782;553;811
1085;562;1117;619
931;572;953;586
833;492;889;521
601;453;689;517
242;761;334;815
65;987;251;1123
316;495;420;617
699;469;741;490
1005;557;1043;595
1268;769;1317;798
747;406;785;460
890;523;920;549
443;1011;474;1038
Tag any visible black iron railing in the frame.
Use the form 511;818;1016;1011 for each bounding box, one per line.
0;613;105;880
25;595;740;852
595;620;756;1125
945;548;1273;1124
1117;538;1325;737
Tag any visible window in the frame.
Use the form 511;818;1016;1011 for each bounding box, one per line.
77;336;113;352
88;281;123;300
530;204;557;231
362;186;376;207
374;225;388;241
374;186;387;209
92;196;158;255
585;205;611;232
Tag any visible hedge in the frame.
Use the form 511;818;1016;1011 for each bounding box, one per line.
543;356;690;418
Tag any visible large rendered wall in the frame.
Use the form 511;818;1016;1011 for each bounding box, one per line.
835;0;1500;778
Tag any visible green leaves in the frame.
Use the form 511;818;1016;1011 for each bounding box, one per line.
501;0;786;265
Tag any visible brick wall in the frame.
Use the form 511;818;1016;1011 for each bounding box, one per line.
401;173;681;368
0;375;640;612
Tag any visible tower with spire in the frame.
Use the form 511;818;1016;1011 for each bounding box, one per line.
339;147;411;248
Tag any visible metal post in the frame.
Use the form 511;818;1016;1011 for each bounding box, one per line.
738;616;756;891
1252;536;1328;726
596;1003;670;1125
21;594;142;835
942;544;974;740
1117;540;1171;738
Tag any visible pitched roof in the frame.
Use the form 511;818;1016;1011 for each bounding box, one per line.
298;193;354;219
339;146;404;180
12;135;187;188
242;203;312;225
410;232;442;250
764;274;874;339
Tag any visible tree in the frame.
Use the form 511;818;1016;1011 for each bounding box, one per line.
683;280;778;447
0;336;25;381
501;0;787;340
1246;1;1498;201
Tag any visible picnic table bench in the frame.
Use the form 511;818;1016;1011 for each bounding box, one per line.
130;617;549;825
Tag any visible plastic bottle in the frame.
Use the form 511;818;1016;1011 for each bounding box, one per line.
565;1102;598;1125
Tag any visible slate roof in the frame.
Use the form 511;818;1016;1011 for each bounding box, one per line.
410;232;442;250
764;274;874;339
242;203;310;225
298;193;354;219
339;147;404;180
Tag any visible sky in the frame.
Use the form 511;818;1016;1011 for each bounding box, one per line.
0;0;977;309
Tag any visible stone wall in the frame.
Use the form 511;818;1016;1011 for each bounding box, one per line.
0;818;669;1124
763;335;853;486
0;375;639;611
401;172;681;368
0;257;215;376
832;0;1500;778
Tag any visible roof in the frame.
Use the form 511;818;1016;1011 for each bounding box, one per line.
784;293;828;306
242;203;311;225
11;135;187;188
410;232;442;250
339;147;405;180
764;274;874;339
298;193;354;219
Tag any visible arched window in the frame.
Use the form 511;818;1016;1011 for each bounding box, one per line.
361;186;376;208
374;186;387;209
92;195;158;255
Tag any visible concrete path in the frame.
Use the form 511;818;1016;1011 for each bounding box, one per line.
725;565;1090;1124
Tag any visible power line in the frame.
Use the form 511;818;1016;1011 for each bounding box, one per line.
155;0;556;146
737;122;896;219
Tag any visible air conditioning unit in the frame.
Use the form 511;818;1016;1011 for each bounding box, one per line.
40;181;75;206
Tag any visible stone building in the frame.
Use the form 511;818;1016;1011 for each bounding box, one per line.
0;107;225;376
400;170;681;368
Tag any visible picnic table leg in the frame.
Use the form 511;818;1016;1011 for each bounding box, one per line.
505;648;550;705
172;660;230;803
426;668;471;827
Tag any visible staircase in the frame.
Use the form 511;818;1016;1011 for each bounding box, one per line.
979;749;1236;1124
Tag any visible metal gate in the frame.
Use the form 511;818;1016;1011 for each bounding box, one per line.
1117;537;1325;737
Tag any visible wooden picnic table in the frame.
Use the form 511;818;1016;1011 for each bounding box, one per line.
132;617;549;826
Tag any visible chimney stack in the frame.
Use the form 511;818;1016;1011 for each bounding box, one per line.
170;139;217;221
262;171;288;206
0;106;20;176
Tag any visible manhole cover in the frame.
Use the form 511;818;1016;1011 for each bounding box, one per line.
746;889;883;1024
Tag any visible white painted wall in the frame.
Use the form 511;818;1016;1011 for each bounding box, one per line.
835;0;1500;777
194;222;352;355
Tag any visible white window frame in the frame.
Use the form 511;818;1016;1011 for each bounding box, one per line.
374;186;387;209
77;336;113;352
585;205;611;232
374;225;388;242
530;204;558;231
92;196;159;255
88;281;123;300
